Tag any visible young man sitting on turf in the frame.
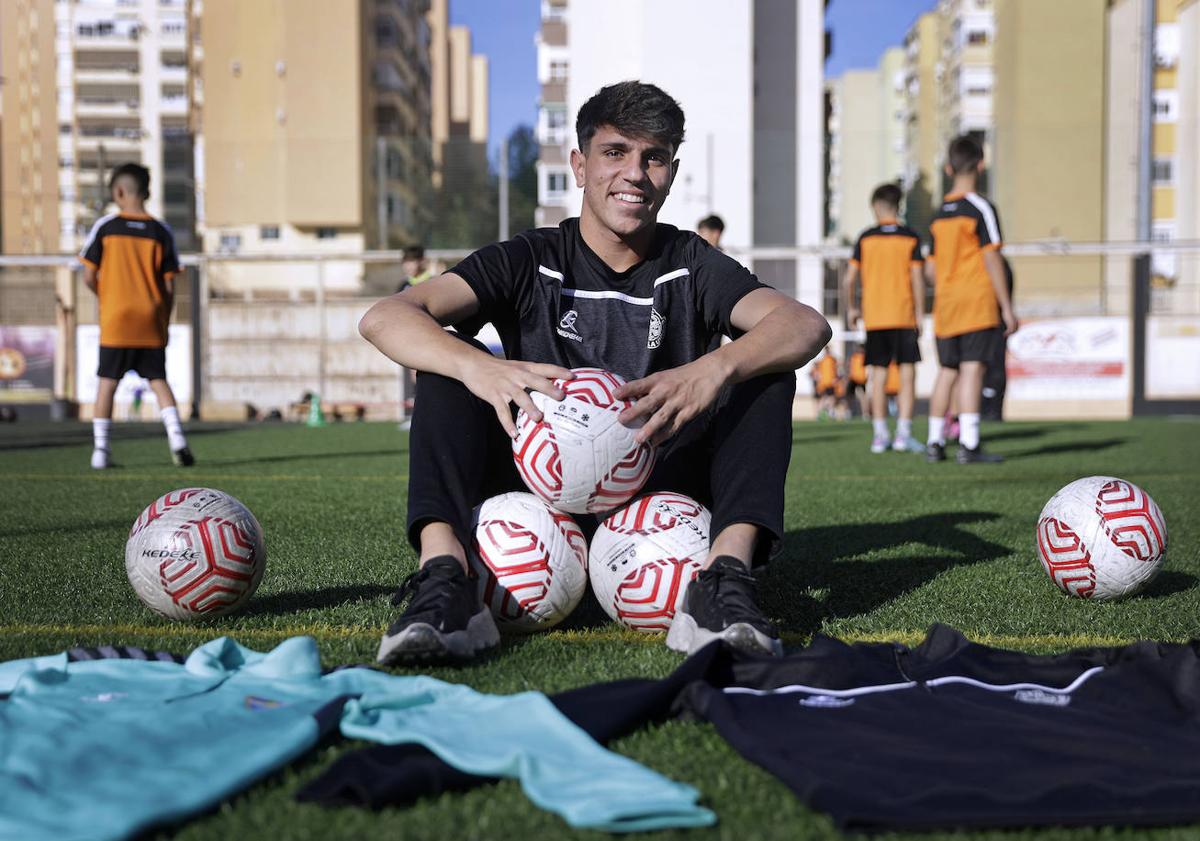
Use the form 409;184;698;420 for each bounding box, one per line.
359;81;831;665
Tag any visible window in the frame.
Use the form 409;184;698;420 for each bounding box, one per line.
1152;159;1173;185
316;227;337;239
1153;90;1178;122
549;59;568;82
218;232;242;252
1154;24;1179;69
260;225;280;240
966;29;989;46
1152;222;1174;243
546;172;569;195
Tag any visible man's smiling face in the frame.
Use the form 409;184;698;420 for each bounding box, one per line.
571;125;679;241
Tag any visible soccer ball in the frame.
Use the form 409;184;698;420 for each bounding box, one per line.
588;492;710;631
1035;476;1168;600
125;488;266;620
513;367;654;514
470;492;589;632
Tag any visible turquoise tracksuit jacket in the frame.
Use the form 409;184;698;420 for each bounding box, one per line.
0;636;714;839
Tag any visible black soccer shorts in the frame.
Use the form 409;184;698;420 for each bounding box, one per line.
935;327;1002;370
97;346;167;380
864;328;921;367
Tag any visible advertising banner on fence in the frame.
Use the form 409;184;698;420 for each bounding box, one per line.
0;326;56;402
1005;317;1128;401
1146;316;1200;399
76;325;192;405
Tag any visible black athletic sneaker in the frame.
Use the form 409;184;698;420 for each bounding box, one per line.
172;447;195;467
666;556;782;657
925;442;946;463
376;556;499;665
957;445;1004;464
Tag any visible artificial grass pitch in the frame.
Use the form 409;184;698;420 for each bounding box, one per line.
1;417;1197;841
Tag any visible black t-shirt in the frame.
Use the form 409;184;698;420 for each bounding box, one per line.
449;219;767;380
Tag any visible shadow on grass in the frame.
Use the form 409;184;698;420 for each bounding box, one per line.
790;432;859;446
244;584;395;617
766;511;1007;637
0;423;246;451
201;448;404;468
1010;438;1127;459
1139;570;1198;599
0;518;131;539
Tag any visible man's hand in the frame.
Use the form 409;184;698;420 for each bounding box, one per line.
614;355;730;446
459;355;574;438
1001;307;1019;337
846;306;862;329
913;311;923;338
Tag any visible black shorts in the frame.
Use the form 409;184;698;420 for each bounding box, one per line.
936;327;1001;370
98;346;167;380
864;329;921;367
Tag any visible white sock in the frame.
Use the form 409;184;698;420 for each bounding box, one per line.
897;418;912;439
93;418;111;452
927;416;945;446
960;412;981;450
161;406;187;451
873;418;889;437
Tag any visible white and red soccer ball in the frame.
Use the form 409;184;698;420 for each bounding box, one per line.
1035;476;1167;601
589;492;711;632
513;367;654;515
470;492;589;633
125;488;266;620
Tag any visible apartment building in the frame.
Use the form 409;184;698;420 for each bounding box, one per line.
902;11;942;240
429;0;490;248
195;0;435;293
1179;0;1200;296
0;0;195;254
533;0;825;310
826;46;906;242
937;0;994;191
534;0;569;228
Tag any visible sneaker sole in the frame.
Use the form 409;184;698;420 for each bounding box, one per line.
665;613;783;657
376;609;500;665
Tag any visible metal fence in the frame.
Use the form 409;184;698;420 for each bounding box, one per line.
2;241;1198;420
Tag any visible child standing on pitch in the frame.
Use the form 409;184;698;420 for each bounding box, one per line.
924;136;1017;464
844;183;925;453
80;163;193;469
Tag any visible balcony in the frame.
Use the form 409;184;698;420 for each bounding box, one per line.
160;95;188;117
74;32;140;50
541;81;566;103
542;20;566;46
74;59;139;83
75;96;140;117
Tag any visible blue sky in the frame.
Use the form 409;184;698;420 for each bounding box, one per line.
448;0;541;162
449;0;938;161
825;0;937;77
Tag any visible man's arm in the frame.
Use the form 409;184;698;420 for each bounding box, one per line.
982;249;1017;336
358;274;572;437
910;264;924;337
617;289;831;445
844;263;861;328
83;265;99;295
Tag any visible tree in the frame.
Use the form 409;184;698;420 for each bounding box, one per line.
505;124;538;235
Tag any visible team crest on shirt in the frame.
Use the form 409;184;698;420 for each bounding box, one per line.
557;309;583;343
647;308;665;349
